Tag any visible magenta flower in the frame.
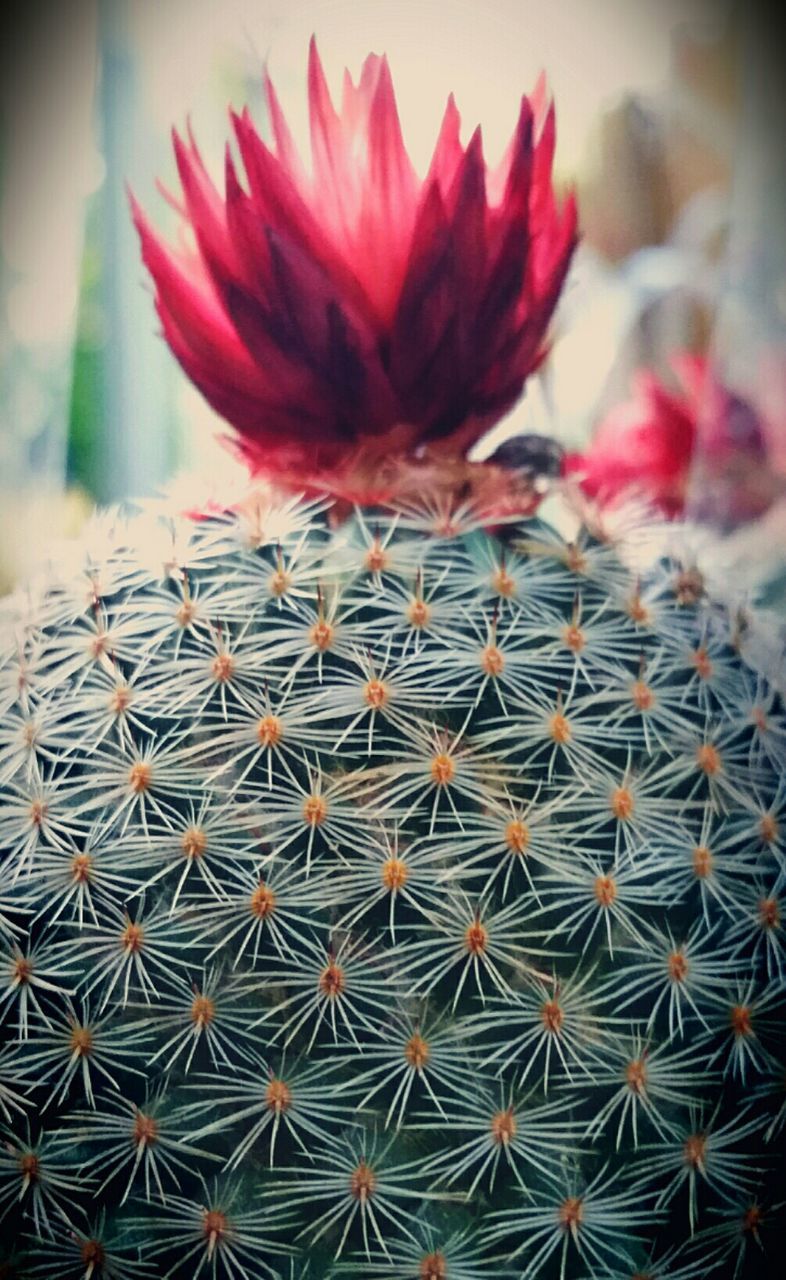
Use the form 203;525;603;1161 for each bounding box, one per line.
566;359;700;518
132;39;576;504
567;354;777;523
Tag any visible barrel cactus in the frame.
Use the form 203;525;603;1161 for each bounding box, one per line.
1;39;784;1280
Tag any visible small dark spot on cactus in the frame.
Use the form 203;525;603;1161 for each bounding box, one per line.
349;1159;376;1200
760;813;779;844
430;752;456;786
176;599;198;627
731;607;751;653
419;1251;448;1280
480;644;505;676
19;1152;39;1182
211;654;235;683
564;544;587;575
674;566;705;606
691;648;713;681
631;679;655;711
191;994;216;1027
730;1004;753;1038
382;857;408;890
303;795;328;826
250;882;276;918
751;706;769;733
309;619;334;652
109;685;133;715
69;1024;94;1056
122;921;144;953
491;566;516;598
505;819;530;855
486;433;565;480
70;852;92;882
625;1057;647;1094
562;623;585;653
549;711;572;744
269;568;292;597
742;1204;764;1235
257;715;283;747
683;1132;707;1170
133;1110;159;1146
558;1195;584;1231
80;1239;107;1268
181;826;208;859
89;634;108;659
28;799;47;827
490;1106;517;1145
611;787;634;821
202;1208;228;1245
593;874;617;907
265;1078;292;1112
695;744;722;776
758;897;780;931
433;514;459;537
541;998;564;1034
319;961;346;1000
12;956;33;984
627;592;651;626
464;919;488;954
407;597;431;628
404;1033;430;1070
363;678;389;708
128;761;153;793
667;949;689;983
364;541;389;573
692;845;713;879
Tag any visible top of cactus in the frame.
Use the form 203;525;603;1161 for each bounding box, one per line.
132;38;577;508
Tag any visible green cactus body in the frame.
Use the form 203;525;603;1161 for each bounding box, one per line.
0;496;784;1279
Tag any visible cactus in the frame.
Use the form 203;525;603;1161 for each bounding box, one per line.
0;498;784;1279
2;37;785;1280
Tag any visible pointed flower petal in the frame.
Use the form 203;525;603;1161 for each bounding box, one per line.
133;40;577;503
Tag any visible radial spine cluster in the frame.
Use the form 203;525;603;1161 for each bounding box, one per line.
0;494;784;1279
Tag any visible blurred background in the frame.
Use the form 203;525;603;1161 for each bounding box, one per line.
1;0;785;598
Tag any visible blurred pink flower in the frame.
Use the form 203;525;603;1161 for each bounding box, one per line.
132;38;576;504
566;354;779;524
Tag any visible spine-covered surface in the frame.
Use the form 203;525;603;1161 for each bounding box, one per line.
0;497;784;1278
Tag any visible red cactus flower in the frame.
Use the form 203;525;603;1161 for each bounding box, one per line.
565;359;700;518
566;353;775;523
132;39;576;506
